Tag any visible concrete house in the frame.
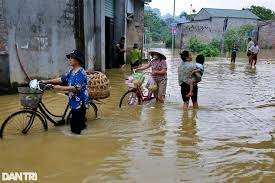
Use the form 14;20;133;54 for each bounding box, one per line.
257;20;275;49
176;8;260;49
0;0;150;88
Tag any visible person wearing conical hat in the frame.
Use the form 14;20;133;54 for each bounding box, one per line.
135;50;167;103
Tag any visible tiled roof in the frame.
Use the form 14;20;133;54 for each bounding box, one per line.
203;8;260;19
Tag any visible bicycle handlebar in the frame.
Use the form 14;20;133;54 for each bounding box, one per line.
132;69;152;76
38;82;54;91
29;79;54;91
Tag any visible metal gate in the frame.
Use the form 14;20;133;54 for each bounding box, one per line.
105;0;114;18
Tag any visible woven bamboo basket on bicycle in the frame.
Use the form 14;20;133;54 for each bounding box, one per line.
87;71;110;99
18;87;43;108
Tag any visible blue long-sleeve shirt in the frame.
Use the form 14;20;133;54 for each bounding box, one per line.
61;68;89;109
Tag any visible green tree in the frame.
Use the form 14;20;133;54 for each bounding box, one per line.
179;11;192;20
144;10;166;42
144;10;172;47
188;37;206;53
224;25;254;52
179;11;197;21
245;5;275;20
187;37;219;57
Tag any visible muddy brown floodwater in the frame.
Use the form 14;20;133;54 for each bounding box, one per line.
0;49;274;182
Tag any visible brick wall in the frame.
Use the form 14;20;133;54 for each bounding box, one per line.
258;21;275;49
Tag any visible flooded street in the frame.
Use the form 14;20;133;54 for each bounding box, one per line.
0;49;274;182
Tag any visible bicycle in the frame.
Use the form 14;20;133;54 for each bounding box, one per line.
119;72;156;108
0;80;98;139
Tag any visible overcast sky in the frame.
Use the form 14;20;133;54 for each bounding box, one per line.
148;0;275;16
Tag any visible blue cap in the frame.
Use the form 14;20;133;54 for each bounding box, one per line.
66;50;85;64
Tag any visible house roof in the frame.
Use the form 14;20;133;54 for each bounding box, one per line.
258;19;275;27
198;8;260;20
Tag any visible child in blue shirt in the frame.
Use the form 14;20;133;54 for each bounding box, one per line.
42;50;89;134
186;54;205;97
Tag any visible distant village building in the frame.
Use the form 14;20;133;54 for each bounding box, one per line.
0;0;150;87
257;20;275;49
176;8;260;49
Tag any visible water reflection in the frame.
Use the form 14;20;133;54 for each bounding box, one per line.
177;110;199;159
229;63;236;73
0;49;274;182
146;105;166;157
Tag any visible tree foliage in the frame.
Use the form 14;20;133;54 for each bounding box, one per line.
144;10;172;47
224;25;254;52
245;5;275;20
179;12;191;20
187;37;220;57
179;11;196;21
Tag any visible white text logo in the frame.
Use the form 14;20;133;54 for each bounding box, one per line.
2;172;37;181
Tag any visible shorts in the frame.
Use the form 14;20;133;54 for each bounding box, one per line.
155;79;167;98
181;82;198;102
252;53;257;60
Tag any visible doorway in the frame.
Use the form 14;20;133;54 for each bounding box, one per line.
74;0;85;66
105;17;115;69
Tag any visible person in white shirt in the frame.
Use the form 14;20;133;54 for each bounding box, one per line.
249;42;260;69
247;38;254;65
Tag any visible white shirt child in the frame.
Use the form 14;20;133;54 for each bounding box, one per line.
249;45;260;54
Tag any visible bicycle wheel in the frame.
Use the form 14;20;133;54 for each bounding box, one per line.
0;110;47;139
119;90;140;108
66;102;98;124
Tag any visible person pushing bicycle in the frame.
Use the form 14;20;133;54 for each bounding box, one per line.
42;50;89;135
134;51;167;103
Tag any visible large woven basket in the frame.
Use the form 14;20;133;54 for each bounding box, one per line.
87;71;110;99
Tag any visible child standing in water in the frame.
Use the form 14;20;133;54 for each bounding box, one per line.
231;45;237;63
247;37;254;65
186;54;205;97
249;42;260;69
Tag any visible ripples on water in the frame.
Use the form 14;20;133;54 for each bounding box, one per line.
0;49;274;182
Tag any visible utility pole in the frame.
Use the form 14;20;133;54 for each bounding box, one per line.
172;0;175;55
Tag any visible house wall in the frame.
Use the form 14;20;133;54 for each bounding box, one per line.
0;0;9;86
83;0;96;72
94;0;105;71
126;0;145;63
258;21;275;49
3;0;76;84
176;17;258;49
193;9;210;21
114;0;126;46
0;0;146;85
